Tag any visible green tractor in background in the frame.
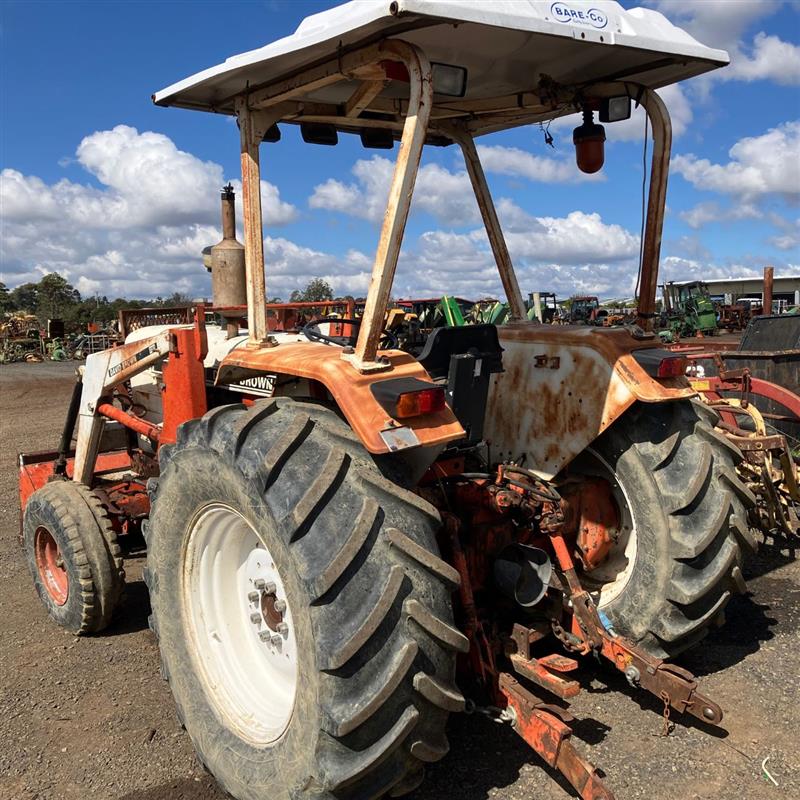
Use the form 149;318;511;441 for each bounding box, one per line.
662;280;718;338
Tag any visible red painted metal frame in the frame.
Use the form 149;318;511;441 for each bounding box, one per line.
19;450;132;513
34;526;69;606
97;403;160;441
500;674;614;800
160;323;209;445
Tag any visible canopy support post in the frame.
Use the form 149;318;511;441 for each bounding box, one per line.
635;89;672;332
236;101;279;346
346;41;433;372
449;126;526;321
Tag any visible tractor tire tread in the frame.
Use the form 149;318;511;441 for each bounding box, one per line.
598;399;753;658
146;398;460;800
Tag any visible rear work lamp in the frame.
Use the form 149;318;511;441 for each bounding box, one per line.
381;60;467;97
599;96;631;123
431;63;468;97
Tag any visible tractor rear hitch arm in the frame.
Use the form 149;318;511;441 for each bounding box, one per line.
544;515;724;726
498;673;615;800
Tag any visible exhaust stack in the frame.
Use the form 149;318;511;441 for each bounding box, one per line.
204;184;247;338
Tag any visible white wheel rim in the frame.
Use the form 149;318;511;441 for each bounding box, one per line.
182;503;298;745
574;449;638;607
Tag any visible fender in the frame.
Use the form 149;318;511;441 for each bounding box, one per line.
483;323;697;479
216;343;465;454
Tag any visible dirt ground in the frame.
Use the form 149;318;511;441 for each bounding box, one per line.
1;361;798;800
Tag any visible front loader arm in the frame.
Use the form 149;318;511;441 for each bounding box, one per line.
73;331;173;484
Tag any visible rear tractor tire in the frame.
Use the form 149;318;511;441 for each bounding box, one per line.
145;398;466;800
23;481;125;634
571;399;756;659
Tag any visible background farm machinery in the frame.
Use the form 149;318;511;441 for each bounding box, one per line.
682;314;800;541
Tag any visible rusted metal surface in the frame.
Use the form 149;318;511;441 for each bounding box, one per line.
763;266;774;315
216;343;464;454
499;674;615;800
443;512;495;685
544;506;725;726
19;450;132;514
599;635;723;725
561;478;619;571
484;324;695;478
118;306;192;338
691;387;799;537
94;481;150;521
510;652;581;699
636;89;672;332
237;103;269;345
208;185;247;332
448;124;526;321
351;41;433;369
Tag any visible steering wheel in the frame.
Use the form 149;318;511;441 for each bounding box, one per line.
301;318;399;350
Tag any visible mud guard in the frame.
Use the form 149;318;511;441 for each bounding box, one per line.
483;324;696;478
215;343;465;455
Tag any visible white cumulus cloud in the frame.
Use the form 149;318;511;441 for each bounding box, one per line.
0;126;301;299
672;120;800;201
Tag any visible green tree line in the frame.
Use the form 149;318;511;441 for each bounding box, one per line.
1;274;338;330
0;274;194;328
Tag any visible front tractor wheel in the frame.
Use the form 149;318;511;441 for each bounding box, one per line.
568;399;756;658
23;481;124;634
145;399;465;800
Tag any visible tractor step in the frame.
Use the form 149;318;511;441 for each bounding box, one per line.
510;652;581;699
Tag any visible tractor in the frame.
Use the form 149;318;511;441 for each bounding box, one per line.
662;280;719;337
19;3;754;799
568;295;602;325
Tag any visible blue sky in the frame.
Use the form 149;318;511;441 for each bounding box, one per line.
1;0;798;302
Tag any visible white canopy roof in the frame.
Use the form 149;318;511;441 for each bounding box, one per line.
154;0;728;126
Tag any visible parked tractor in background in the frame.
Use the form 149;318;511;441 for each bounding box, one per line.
19;4;753;800
662;280;718;337
568;294;602;324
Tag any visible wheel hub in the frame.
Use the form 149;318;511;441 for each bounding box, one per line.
567;449;637;607
183;504;298;745
34;526;69;606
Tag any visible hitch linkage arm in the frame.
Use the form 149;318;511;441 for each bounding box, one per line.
544;514;724;726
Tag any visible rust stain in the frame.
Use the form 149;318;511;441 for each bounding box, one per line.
485;324;696;477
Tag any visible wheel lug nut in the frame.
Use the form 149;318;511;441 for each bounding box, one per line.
247;591;259;602
258;631;271;642
271;634;282;647
274;599;286;613
250;613;262;624
265;581;276;594
253;578;266;590
276;622;289;636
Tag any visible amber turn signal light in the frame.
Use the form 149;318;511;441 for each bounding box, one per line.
395;387;446;418
656;356;687;378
